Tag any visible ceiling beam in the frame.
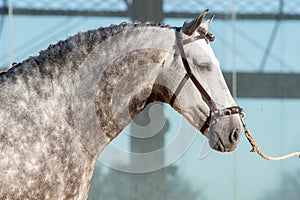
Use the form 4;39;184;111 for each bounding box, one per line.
223;72;300;98
1;8;300;20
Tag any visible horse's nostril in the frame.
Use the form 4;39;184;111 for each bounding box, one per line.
230;128;240;143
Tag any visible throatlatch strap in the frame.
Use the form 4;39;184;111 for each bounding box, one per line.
170;73;191;106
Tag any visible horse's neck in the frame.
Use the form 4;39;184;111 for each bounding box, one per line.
0;25;176;157
0;26;176;157
90;27;175;154
49;26;175;156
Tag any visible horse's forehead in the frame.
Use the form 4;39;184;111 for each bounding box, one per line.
186;38;219;66
195;39;215;57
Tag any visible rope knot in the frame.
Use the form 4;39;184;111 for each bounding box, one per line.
250;146;259;153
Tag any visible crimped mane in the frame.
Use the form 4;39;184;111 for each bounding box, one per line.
0;22;175;81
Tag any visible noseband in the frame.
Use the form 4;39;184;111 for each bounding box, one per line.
170;27;243;134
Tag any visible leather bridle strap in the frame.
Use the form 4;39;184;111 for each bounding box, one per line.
170;28;217;110
170;27;243;134
200;113;212;133
169;73;191;106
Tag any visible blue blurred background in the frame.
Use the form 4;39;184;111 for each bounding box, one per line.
1;1;300;199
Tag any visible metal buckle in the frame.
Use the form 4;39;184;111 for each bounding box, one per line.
211;106;243;120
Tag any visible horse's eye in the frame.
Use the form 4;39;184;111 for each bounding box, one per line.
196;63;210;71
224;110;231;116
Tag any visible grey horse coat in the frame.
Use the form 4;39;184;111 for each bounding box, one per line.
0;24;146;199
0;22;187;199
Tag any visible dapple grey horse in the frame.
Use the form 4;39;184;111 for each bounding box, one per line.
0;10;242;199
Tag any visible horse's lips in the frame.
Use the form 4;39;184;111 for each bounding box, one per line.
213;138;225;152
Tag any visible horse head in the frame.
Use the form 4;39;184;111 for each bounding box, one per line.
166;10;243;152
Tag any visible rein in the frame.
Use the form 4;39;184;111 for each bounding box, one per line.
171;27;300;160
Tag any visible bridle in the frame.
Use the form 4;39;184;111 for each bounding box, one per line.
170;27;243;134
168;26;300;161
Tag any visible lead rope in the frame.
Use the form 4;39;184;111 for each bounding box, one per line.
240;113;300;160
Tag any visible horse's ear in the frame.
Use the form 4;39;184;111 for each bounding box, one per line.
182;9;209;36
201;15;215;34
